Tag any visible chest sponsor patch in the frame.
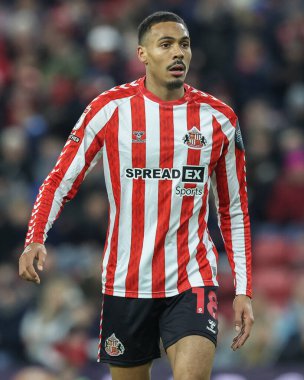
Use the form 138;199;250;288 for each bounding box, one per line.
125;165;205;184
181;165;205;183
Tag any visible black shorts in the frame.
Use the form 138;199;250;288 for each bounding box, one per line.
97;286;218;366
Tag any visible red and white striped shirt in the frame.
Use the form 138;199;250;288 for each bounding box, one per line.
25;77;252;298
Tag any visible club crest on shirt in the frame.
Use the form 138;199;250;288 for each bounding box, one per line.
183;127;207;149
132;131;146;143
105;333;125;356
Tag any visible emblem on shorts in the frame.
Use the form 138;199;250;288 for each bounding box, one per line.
206;319;217;334
105;333;125;356
132;131;146;143
183;127;207;149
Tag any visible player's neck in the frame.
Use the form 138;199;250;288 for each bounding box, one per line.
144;77;185;101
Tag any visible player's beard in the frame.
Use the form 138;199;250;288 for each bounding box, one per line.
166;79;184;90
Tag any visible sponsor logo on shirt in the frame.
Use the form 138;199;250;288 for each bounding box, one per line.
69;134;80;143
183;127;207;149
125;165;205;183
235;121;245;151
181;165;205;183
175;186;203;197
105;333;125;356
132;131;146;143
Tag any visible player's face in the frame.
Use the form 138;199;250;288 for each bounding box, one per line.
138;21;192;90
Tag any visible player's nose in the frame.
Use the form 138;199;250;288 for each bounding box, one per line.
172;44;184;60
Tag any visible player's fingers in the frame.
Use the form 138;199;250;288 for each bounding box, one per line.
26;263;40;283
234;308;243;334
232;313;254;350
237;313;254;347
19;256;40;283
19;265;39;283
231;325;245;350
233;329;249;350
19;266;31;280
37;249;46;271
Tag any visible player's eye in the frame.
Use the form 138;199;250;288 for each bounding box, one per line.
181;42;190;48
160;42;171;48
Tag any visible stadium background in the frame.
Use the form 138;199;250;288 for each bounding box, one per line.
0;0;303;379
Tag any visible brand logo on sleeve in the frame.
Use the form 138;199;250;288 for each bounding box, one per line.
183;127;207;149
235;121;245;151
69;134;80;143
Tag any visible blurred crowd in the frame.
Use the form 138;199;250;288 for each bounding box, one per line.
0;0;304;379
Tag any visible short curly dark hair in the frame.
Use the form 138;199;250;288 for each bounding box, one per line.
138;11;188;44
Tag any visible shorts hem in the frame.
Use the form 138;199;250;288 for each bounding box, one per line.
97;353;161;367
163;330;217;351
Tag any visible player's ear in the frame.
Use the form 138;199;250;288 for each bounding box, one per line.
137;45;148;65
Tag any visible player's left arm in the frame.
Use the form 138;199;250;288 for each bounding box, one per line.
211;115;254;349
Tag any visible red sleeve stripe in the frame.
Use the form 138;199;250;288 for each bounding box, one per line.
101;204;111;292
235;147;252;297
25;100;116;246
213;134;236;276
224;137;249;295
101;144;117;294
207;105;251;295
103;109;121;295
53;127;106;221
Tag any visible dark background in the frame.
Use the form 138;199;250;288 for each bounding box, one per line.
0;0;303;379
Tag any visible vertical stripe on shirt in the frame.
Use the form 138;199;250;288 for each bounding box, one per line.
101;144;115;293
196;115;224;285
113;100;133;296
176;102;201;292
186;106;214;287
138;98;160;295
163;105;187;296
104;109;121;294
125;96;146;296
152;105;174;297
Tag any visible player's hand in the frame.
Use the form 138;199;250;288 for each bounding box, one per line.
231;295;254;351
19;243;47;284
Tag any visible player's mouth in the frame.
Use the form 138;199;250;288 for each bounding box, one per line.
168;62;186;77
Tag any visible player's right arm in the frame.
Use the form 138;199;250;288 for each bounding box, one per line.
19;95;115;283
